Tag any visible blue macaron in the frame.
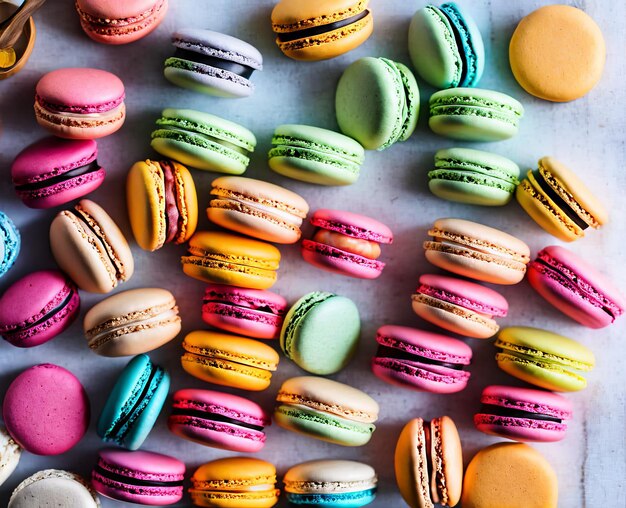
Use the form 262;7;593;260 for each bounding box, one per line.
0;211;20;278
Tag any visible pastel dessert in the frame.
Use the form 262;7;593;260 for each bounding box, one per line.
50;199;134;293
97;354;170;450
181;330;279;391
92;448;185;505
0;211;20;278
528;245;625;328
408;2;484;88
395;416;463;508
424;218;530;284
164;28;262;98
168;388;271;452
9;470;99;508
207;176;309;244
202;284;287;339
412;274;508;339
34;67;125;139
271;0;373;61
280;291;361;375
3;364;89;455
429;88;523;141
495;326;595;392
274;376;379;447
516;157;607;242
268;124;365;186
151;108;256;174
428;147;520;206
372;325;472;394
0;426;21;487
474;385;573;442
301;209;393;279
84;288;181;356
127;159;198;251
11;137;105;209
284;460;377;507
0;270;80;348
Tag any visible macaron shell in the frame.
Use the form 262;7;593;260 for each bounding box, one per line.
9;470;99;508
372;358;470;394
310;208;393;243
284;459;377;494
0;426;21;487
394;418;430;508
432;416;463;506
301;241;385;279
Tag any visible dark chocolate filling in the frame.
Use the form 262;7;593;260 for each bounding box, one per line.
376;345;465;370
479;404;562;423
277;10;369;43
170;407;265;431
19;291;75;332
15;160;101;191
94;465;183;488
172;48;255;79
202;298;278;315
532;169;589;230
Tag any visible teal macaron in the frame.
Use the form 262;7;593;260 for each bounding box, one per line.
0;211;20;278
151;108;256;174
97;354;170;450
429;88;524;141
268;124;365;186
429;147;520;206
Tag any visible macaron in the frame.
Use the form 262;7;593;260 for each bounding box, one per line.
371;325;472;394
9;470;99;508
336;57;419;150
495;326;595;392
268;124;365;186
301;209;393;279
50;199;134;293
428;147;520;206
189;457;279;508
207;176;309;244
424;218;530;284
0;211;20;278
280;291;361;375
127;159;198;251
283;460;377;507
528;245;625;328
271;0;373;61
151;108;256;174
395;416;463;508
168;388;271;452
181;231;281;289
76;0;168;44
97;354;170;450
11;137;105;209
0;426;21;487
3;364;89;455
516;156;607;242
274;376;379;447
509;5;605;102
202;284;287;339
0;270;80;348
429;88;524;141
164;28;262;97
412;274;508;339
84;288;181;356
408;2;484;88
181;330;279;391
92;448;185;505
474;385;573;443
34;67;126;139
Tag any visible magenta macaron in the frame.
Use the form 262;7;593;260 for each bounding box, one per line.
11;137;105;209
0;270;80;348
301;208;393;279
92;448;185;505
372;325;472;394
168;388;271;452
528;245;625;328
474;385;573;443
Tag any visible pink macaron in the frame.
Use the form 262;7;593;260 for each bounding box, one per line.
411;274;508;338
371;325;472;394
34;68;126;139
474;385;573;442
168;388;271;452
301;208;393;279
92;448;185;505
202;284;287;339
3;364;90;455
0;270;80;348
11;137;105;209
528;245;625;328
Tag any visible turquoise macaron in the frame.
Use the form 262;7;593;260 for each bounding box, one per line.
97;354;170;450
151;108;256;174
429;147;520;206
0;211;20;278
268;124;365;185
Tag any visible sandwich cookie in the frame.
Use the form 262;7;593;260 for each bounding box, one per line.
0;426;21;487
0;211;20;278
9;470;100;508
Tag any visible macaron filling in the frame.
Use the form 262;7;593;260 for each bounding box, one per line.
375;345;465;371
209;192;305;229
184;246;279;274
35;94;125;115
276;10;370;42
160;161;181;243
93;463;184;488
77;0;166;32
14;153;101;191
439;3;478;87
312;229;381;259
494;339;593;374
168;48;255;78
429;92;523;126
287;489;377;504
477;404;563;423
416;282;507;317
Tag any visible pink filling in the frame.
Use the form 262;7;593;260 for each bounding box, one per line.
161;162;180;243
36;94;125;114
417;284;507;317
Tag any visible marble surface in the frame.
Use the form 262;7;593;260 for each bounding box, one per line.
0;0;624;506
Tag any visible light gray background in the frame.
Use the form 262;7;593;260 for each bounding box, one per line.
0;0;624;506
